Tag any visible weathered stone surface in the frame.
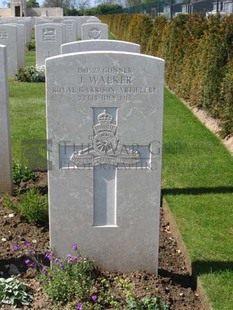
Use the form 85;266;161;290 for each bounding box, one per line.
0;24;18;76
35;23;65;66
61;40;140;54
46;51;164;273
0;45;12;193
81;22;108;40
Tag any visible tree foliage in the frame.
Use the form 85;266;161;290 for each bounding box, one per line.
42;0;78;10
27;0;39;8
86;3;123;15
65;3;122;15
101;13;233;137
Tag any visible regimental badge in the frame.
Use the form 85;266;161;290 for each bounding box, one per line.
70;110;141;167
88;27;101;40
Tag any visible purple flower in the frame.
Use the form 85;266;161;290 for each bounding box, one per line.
72;256;78;263
24;241;31;247
66;253;72;263
42;266;47;275
25;258;37;268
12;244;20;251
91;295;98;302
30;262;37;268
60;264;65;270
55;258;62;264
76;303;83;310
72;243;78;251
45;252;53;261
66;254;78;263
25;258;31;265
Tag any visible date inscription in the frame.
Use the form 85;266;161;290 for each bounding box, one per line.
51;66;157;102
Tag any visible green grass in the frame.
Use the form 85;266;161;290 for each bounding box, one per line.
109;31;117;40
25;51;36;67
8;51;233;309
9;51;45;168
162;89;233;310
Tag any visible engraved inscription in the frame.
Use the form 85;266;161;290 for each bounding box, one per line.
65;22;72;29
0;31;8;40
52;65;158;102
42;28;56;41
88;27;101;40
70;110;140;167
50;61;160;106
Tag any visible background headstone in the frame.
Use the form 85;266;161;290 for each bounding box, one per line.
0;45;12;194
35;23;65;66
61;40;140;54
86;16;101;23
81;22;108;40
62;19;77;43
76;16;89;40
46;51;164;273
7;23;26;69
0;24;18;76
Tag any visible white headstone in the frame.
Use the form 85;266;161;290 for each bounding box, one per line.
62;19;77;43
0;25;18;77
6;23;26;69
46;51;165;273
0;45;12;194
86;16;101;23
61;40;140;54
81;22;108;40
76;16;89;40
35;23;65;66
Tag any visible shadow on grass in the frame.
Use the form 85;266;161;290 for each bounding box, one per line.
192;261;233;276
162;186;233;196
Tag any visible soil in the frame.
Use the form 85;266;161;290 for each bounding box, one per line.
0;172;204;310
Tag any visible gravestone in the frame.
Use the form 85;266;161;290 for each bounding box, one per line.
86;16;101;23
7;23;26;69
35;23;65;66
61;40;140;54
76;16;89;40
62;19;77;43
0;24;18;76
0;45;12;194
81;22;108;40
46;51;164;273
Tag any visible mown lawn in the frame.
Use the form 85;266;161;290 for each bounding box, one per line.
162;89;233;310
8;51;233;310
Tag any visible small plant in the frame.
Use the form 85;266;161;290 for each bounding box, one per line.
11;243;168;309
26;38;35;51
12;161;37;185
3;188;48;226
16;65;45;83
16;188;48;225
126;295;169;310
40;245;97;305
0;277;33;308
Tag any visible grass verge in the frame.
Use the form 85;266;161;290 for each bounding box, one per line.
162;89;233;310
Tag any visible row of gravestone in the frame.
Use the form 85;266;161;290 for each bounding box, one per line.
36;16;109;66
0;16;108;76
0;32;165;273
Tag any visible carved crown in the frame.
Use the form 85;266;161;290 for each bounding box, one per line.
97;110;112;124
94;110;117;135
